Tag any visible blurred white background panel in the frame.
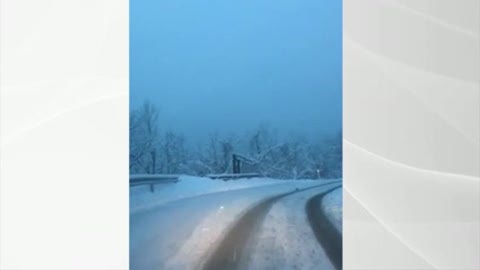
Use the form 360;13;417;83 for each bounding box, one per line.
1;0;129;269
344;0;479;269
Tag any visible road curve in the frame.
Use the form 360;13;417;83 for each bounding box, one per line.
306;187;343;270
202;181;341;270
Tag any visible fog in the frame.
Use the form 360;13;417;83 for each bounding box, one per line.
131;0;342;144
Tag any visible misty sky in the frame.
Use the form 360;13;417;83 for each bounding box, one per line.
131;0;342;143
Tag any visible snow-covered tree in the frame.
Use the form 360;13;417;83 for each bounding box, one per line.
318;131;342;178
191;133;237;175
129;101;160;174
129;103;342;179
161;131;188;174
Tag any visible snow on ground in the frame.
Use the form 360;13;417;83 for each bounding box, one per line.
130;175;317;213
131;179;331;270
321;187;342;233
247;182;340;270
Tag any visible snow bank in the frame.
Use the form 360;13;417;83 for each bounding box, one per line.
321;187;342;233
130;175;316;213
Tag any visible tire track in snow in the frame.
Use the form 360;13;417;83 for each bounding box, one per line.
202;181;341;270
306;187;343;270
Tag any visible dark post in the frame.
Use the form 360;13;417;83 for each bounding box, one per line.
150;183;155;193
232;154;240;174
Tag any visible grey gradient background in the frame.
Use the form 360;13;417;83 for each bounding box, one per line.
343;0;479;269
0;0;479;269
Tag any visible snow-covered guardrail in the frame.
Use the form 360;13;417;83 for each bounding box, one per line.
207;173;261;180
130;174;180;191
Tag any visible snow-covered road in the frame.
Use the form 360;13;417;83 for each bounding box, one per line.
130;177;342;270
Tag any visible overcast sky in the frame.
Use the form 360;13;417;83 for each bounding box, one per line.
131;0;342;143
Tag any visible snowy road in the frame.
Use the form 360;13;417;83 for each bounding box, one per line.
307;187;343;270
130;179;341;270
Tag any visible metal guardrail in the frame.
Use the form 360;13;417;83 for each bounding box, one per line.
130;173;263;192
207;173;261;180
130;174;180;192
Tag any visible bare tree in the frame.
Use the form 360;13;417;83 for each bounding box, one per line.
129;101;160;174
162;131;188;174
130;103;342;180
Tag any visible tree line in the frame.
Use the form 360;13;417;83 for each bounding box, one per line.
130;102;342;179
